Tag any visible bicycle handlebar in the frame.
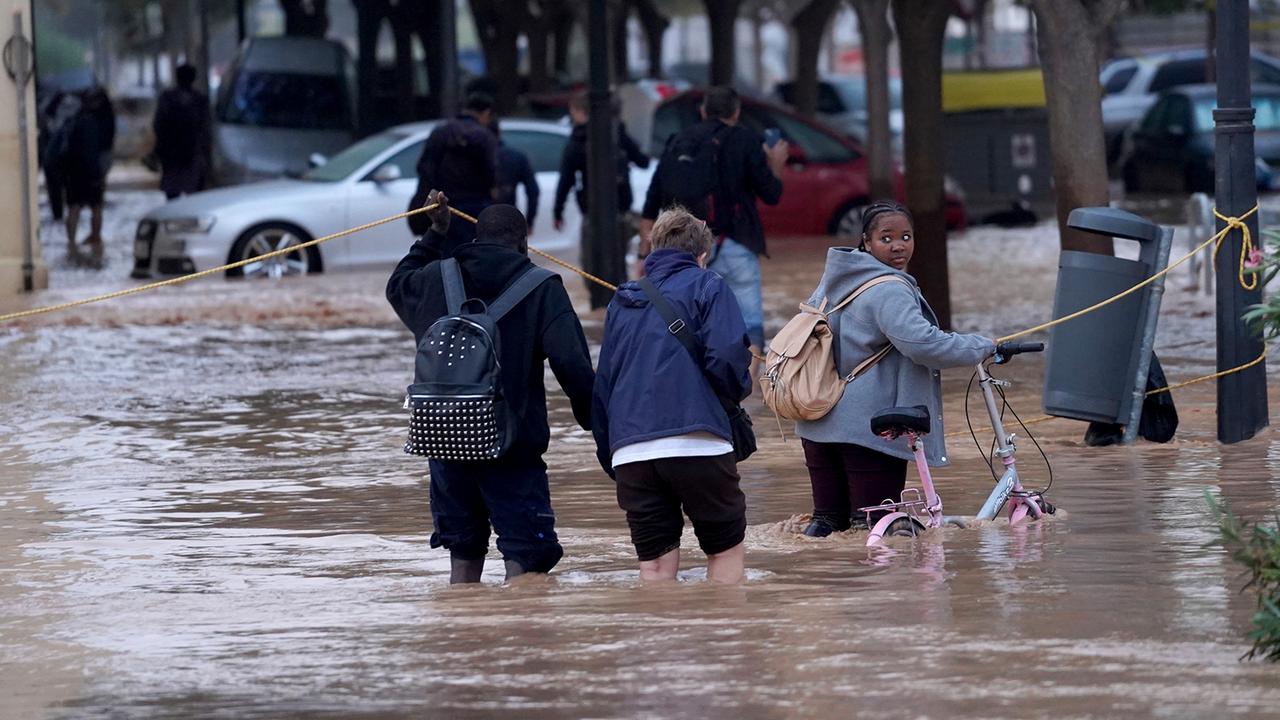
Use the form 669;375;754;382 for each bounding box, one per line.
992;341;1045;364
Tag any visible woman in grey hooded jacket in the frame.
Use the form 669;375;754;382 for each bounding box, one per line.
796;201;995;537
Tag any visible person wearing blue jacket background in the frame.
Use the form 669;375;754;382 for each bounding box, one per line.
592;208;753;584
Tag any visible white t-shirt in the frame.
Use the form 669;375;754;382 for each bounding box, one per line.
611;431;734;469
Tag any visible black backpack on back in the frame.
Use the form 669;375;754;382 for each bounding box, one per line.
657;123;726;222
404;258;554;461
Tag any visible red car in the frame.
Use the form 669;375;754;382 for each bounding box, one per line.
649;91;967;236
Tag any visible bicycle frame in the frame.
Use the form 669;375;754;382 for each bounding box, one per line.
973;361;1043;524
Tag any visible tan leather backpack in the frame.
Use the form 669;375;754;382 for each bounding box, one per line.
761;275;908;422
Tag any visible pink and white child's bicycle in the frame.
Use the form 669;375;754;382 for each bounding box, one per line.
860;341;1057;546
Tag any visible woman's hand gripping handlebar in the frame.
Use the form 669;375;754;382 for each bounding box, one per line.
992;341;1045;365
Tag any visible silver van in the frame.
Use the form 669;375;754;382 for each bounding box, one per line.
212;36;356;186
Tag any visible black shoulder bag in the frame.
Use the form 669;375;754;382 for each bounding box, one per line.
637;278;757;463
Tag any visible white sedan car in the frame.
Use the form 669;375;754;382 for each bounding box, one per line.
132;119;654;279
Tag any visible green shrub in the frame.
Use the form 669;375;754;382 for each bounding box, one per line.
1208;492;1280;662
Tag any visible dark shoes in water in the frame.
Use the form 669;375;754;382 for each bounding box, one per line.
803;514;871;537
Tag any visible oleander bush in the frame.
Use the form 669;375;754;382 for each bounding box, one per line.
1209;492;1280;662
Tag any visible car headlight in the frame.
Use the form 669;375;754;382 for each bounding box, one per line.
161;216;216;234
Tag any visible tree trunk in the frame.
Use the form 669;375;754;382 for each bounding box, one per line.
851;0;893;200
469;0;522;113
892;0;952;329
1029;0;1125;255
611;0;630;83
407;0;445;117
703;0;741;87
280;0;328;37
393;19;415;122
526;2;553;94
790;0;840;118
353;0;382;133
551;6;577;78
633;0;668;78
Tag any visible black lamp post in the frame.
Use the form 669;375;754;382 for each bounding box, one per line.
1213;3;1269;444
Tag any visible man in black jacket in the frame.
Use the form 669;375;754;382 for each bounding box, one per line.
406;93;498;252
386;191;595;584
553;90;650;309
640;86;786;359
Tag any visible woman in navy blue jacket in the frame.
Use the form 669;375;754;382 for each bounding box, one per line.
592;208;753;584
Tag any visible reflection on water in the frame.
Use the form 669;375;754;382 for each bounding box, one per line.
2;234;1280;719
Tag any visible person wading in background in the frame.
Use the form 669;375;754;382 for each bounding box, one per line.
553;90;650;309
641;86;787;370
407;93;498;255
386;191;595;584
152;64;211;200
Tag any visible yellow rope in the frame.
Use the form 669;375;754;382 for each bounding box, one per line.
996;205;1258;344
1145;347;1268;396
1212;207;1260;291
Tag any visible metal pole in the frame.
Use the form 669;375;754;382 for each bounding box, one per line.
438;0;458;118
198;0;211;95
1214;3;1269;444
586;0;621;310
9;11;35;292
236;0;247;43
1121;227;1173;444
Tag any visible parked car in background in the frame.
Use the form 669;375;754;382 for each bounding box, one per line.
773;75;903;148
1102;49;1280;168
1118;83;1280;194
212;37;357;186
133;119;655;279
650;90;966;236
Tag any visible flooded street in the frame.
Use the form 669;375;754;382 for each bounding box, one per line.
3;221;1280;719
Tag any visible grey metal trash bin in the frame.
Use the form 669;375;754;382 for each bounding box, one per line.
1042;207;1173;432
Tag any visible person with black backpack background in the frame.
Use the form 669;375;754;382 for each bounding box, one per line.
406;93;499;255
152;64;211;200
386;191;595;585
640;86;788;365
553;90;650;309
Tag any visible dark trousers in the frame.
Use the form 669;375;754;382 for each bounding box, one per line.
801;439;907;525
45;165;65;220
427;456;563;573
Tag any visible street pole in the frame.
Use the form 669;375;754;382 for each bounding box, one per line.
236;0;246;44
7;11;35;292
586;0;621;310
438;0;458;119
1214;3;1269;444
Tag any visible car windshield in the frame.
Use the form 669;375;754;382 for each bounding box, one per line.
1193;95;1280;132
830;78;902;112
303;131;407;182
217;71;349;130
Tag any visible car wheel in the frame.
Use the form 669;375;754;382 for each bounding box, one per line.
830;199;871;238
226;223;321;279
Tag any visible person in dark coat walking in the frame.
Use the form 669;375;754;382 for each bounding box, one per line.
153;64;211;200
552;90;650;309
641;86;787;359
38;88;80;222
386;191;596;584
406;93;498;254
491;121;539;234
593;208;753;584
63;87;115;249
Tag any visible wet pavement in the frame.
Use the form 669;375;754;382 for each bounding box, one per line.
2;189;1280;718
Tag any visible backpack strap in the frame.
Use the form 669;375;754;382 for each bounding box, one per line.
637;278;738;418
825;275;911;317
439;258;466;315
486;266;556;321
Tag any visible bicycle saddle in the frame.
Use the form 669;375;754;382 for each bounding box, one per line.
870;405;931;438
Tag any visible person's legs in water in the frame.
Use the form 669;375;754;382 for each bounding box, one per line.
841;443;908;527
614;459;684;583
801;439;853;536
427;459;492;584
65;204;81;248
86;202;104;244
707;237;765;353
665;453;747;583
479;457;564;581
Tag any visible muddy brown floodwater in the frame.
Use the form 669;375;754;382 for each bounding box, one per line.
2;224;1280;719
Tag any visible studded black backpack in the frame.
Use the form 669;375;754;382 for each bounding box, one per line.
404;258;555;461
